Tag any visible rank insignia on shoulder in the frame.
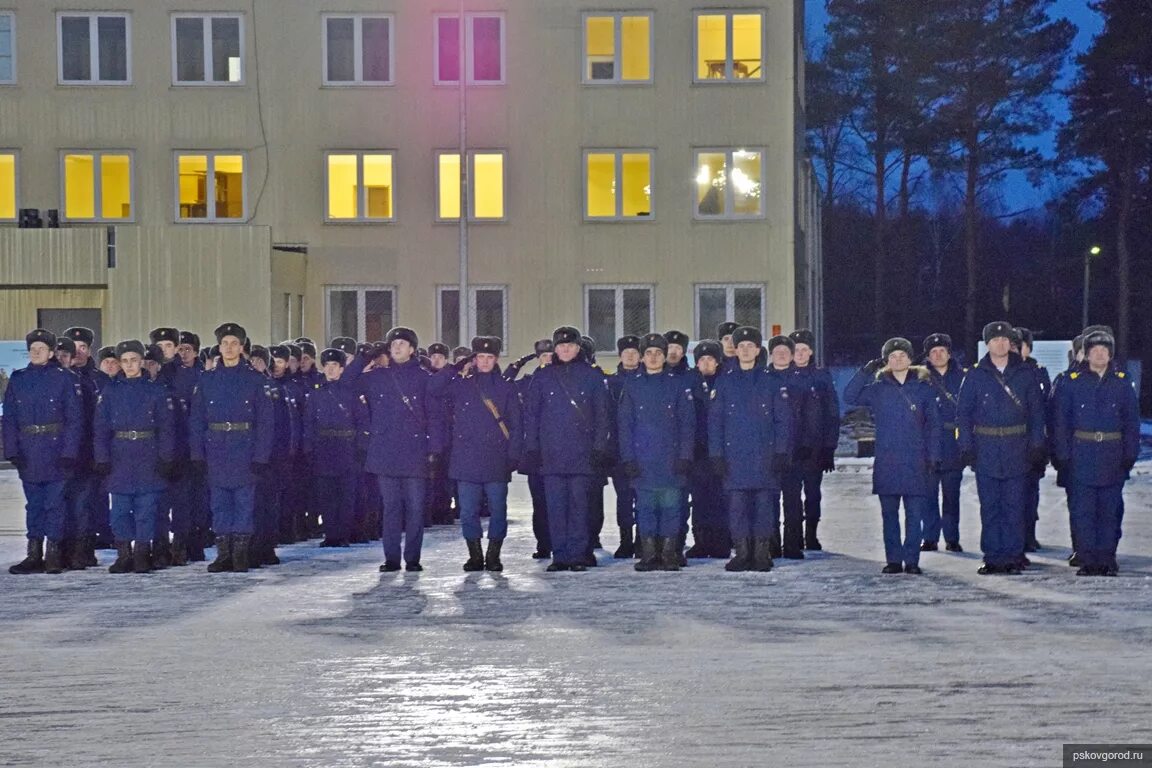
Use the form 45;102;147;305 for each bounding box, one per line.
1117;372;1126;378
1070;372;1079;380
314;383;322;390
359;395;368;404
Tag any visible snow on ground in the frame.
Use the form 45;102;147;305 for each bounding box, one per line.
1;469;1150;768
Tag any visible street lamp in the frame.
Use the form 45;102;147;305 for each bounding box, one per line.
1082;245;1102;329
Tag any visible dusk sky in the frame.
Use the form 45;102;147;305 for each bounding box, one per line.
805;0;1105;213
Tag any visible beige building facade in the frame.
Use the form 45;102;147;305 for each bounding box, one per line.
0;0;819;356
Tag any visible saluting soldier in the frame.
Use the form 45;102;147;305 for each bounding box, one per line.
92;340;178;573
786;328;840;552
3;330;84;575
1052;331;1139;576
709;327;792;572
956;321;1047;575
431;336;522;572
920;333;967;553
523;326;612;573
189;323;275;573
618;333;695;572
685;340;730;558
844;339;942;574
606;335;642;558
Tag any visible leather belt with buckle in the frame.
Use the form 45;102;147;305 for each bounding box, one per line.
114;430;156;441
974;424;1027;437
1074;430;1122;443
318;429;357;439
209;421;251;432
21;423;62;436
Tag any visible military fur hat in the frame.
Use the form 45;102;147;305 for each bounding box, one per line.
249;345;270;365
1014;327;1034;349
26;329;56;351
297;341;318;359
144;344;166;364
385;326;419;349
214;322;247;344
97;345;117;361
1082;324;1114;337
371;341;390;358
269;345;291;362
1071;334;1085;355
552;326;582;346
208;345;220;359
641;333;668;354
616;335;641;354
767;334;794;353
694;339;723;363
982;321;1013;344
882;337;914;360
242;338;252;355
179;331;201;351
1083;331;1115;356
732;326;763;348
115;340;147;359
534;338;554;355
285;343;302;361
922;333;952;355
149;327;180;345
428;343;451;358
330;336;357;356
664;330;690;349
452;345;472;361
717;321;740;339
294;337;314;345
62;327;94;346
579;335;597;357
55;337;76;355
471;336;502;355
788;329;816;349
320;348;347;366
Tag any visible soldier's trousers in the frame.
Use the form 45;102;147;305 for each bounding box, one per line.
781;466;821;553
1068;483;1123;570
727;488;780;540
975;473;1026;567
544;474;592;565
458;481;508;541
315;476;356;543
527;473;551;554
1024;467;1043;543
378;476;425;565
689;467;728;547
111;492;158;543
922;469;963;545
587;478;605;545
22;480;67;541
611;475;635;528
63;474;92;540
635;488;682;538
209;484;256;536
169;470;194;538
90;476;112;542
879;494;925;567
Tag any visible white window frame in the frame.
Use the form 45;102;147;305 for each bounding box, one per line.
171;13;245;86
0;149;17;221
323;150;397;223
434;149;508;223
59;149;135;223
583;148;655;222
437;284;509;346
691;9;766;84
0;11;16;85
321;13;395;86
173;151;248;223
324;285;397;342
57;12;132;85
583;284;655;352
692;146;766;220
581;11;654;85
433;12;506;86
694;283;766;338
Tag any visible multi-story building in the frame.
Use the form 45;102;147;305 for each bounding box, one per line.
0;0;820;356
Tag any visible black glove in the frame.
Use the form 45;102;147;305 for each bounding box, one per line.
960;450;976;468
924;459;942;476
451;353;476;372
1055;467;1067;487
709;457;727;478
795;446;813;462
1028;446;1048;472
357;343;376;362
864;358;885;375
673;458;693;476
250;461;270;477
514;353;535;369
820;447;836;473
1122;456;1137;473
1050;457;1064;473
771;453;792;475
506;458;521;475
157;461;180;481
621;461;642;479
93;462;112;477
591;450;614;473
521;450;542;473
56;456;77;472
427;453;444;477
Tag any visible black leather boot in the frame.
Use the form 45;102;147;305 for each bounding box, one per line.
752;537;775;572
231;535;251;573
660;537;682;572
44;540;64;574
207;536;233;573
613;526;635;559
633;537;660;572
484;540;504;572
9;538;45;575
134;541;153;573
725;538;753;572
463;539;485;572
109;541;134;574
804;520;823;551
151;538;171;570
170;535;188;567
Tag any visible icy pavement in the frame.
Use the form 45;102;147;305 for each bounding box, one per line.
1;471;1151;768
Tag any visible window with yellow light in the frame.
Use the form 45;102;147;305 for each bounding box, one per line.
437;151;505;221
177;152;244;221
584;13;651;83
63;151;132;221
586;151;652;220
327;152;394;221
0;152;15;220
696;11;764;82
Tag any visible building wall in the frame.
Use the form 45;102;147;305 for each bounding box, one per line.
0;0;807;353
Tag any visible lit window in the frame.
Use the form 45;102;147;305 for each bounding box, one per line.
176;152;245;222
694;10;763;82
0;152;16;220
61;151;133;222
435;13;504;85
694;148;764;219
436;151;506;221
58;13;131;84
1;13;15;84
438;285;507;348
695;284;765;340
585;150;653;220
327;286;396;342
326;152;395;222
583;13;652;84
585;285;653;352
172;14;243;84
323;14;393;85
